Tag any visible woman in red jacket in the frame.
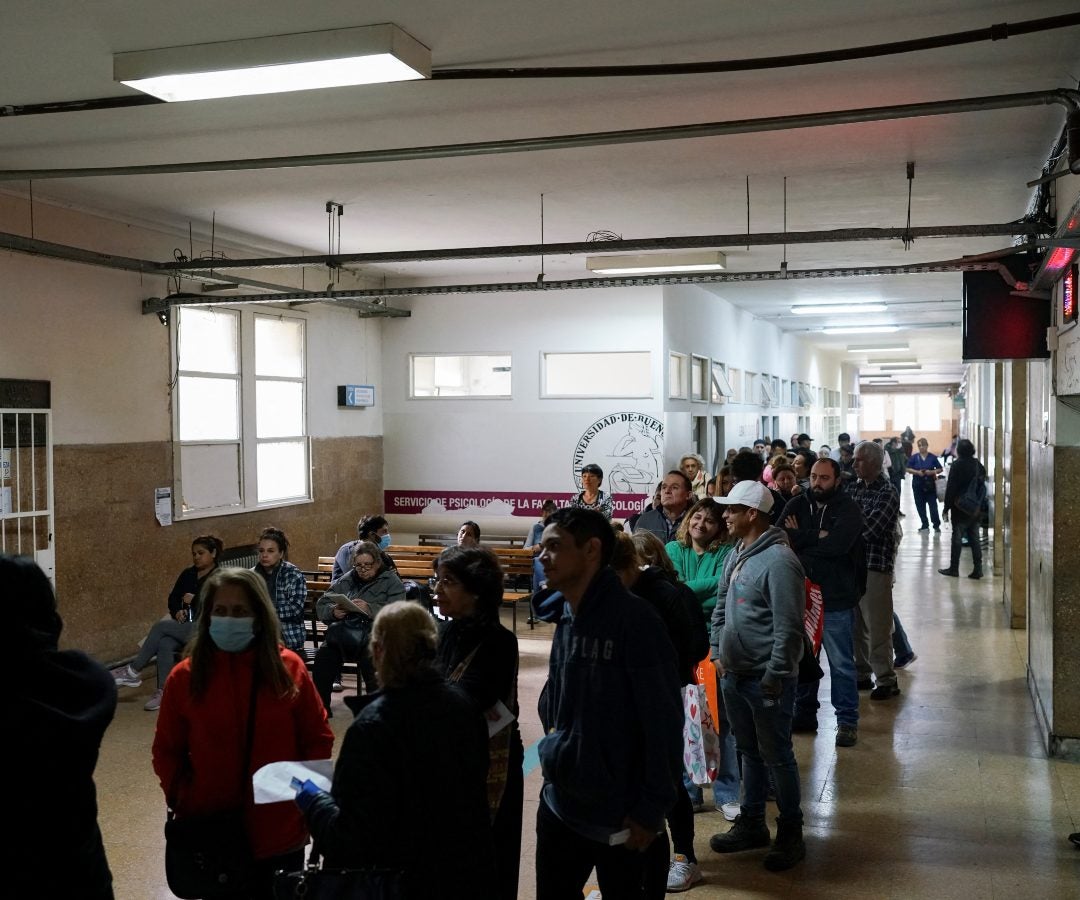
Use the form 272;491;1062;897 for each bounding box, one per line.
153;568;333;898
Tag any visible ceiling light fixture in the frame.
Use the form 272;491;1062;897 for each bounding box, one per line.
876;363;922;370
585;251;726;275
846;343;909;353
824;325;901;335
791;303;887;316
114;24;431;102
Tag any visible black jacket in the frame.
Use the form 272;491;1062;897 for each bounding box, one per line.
629;566;709;685
306;673;496;899
781;490;867;610
943;456;985;516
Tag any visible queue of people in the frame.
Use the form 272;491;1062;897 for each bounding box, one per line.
18;429;1000;899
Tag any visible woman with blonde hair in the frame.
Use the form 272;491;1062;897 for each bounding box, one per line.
153;568;333;898
295;601;496;899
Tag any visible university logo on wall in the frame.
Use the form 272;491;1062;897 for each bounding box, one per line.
572;412;665;494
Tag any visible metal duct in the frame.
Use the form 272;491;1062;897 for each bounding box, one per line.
1;89;1076;181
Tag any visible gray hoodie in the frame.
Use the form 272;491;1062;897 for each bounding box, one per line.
709;526;805;690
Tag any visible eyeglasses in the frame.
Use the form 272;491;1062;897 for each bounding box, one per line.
354;561;378;571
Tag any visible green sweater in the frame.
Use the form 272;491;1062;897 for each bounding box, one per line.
664;540;733;619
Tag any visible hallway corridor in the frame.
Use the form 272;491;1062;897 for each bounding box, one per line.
96;488;1079;899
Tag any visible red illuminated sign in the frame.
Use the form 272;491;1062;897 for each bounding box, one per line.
1065;264;1078;324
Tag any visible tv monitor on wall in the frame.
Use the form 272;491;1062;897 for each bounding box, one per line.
962;270;1051;362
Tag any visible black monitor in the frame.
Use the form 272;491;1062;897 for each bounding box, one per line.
962;269;1051;362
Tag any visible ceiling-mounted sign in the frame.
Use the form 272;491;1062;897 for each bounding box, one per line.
338;385;375;408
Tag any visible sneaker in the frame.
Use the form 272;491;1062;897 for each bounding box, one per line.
918;525;929;532
894;652;918;669
856;678;874;691
870;683;900;701
111;664;142;688
331;682;344;693
719;801;741;822
709;816;770;854
144;689;164;711
666;854;703;892
836;724;858;747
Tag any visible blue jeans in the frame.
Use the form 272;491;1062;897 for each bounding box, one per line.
796;607;859;727
531;556;545;593
892;613;913;659
720;673;802;825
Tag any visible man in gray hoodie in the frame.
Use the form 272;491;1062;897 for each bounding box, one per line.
709;480;807;873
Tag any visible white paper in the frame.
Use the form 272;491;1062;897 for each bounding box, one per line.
607;828;631;846
486;699;516;738
252;759;334;805
154;486;172;527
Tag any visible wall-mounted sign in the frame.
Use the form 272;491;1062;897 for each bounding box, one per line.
338;384;375;408
571;412;665;494
384;490;647;518
0;448;9;481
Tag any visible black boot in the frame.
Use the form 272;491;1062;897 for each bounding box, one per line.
763;818;806;872
709;815;770;854
938;567;959;576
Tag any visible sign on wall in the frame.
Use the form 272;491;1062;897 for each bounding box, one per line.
385;411;664;519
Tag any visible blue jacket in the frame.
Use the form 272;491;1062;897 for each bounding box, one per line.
535;567;682;839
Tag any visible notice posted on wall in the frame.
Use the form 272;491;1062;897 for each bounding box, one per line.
154;487;172;527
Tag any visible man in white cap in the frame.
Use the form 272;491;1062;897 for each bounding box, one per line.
708;480;806;873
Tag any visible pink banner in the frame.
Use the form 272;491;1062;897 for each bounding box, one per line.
384;490;646;518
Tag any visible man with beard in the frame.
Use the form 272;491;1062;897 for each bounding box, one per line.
781;459;867;747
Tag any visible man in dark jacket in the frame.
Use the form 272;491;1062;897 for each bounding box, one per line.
939;437;986;579
534;507;683;900
782;458;866;747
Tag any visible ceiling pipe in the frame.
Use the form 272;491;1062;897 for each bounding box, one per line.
158;222;1048;272
1;89;1076;181
140;257;1012;313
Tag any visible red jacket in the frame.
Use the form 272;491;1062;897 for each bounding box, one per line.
152;647;334;860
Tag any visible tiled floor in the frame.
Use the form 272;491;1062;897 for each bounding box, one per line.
98;492;1080;898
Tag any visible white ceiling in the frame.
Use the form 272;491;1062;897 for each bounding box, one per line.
1;0;1077;383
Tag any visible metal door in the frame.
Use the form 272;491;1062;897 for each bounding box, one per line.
0;409;55;581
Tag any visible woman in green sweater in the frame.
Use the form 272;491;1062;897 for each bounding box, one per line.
665;497;732;619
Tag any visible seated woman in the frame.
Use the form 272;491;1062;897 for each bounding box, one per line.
253;526;307;655
312;540;405;712
331;514;393;580
457;520;482;548
524;499;557;592
111;534;223;711
433;546;523;900
568;462;614;520
295;601;496;899
152;568;333;898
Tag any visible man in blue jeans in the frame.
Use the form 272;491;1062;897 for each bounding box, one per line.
709;480;807;872
781;458;867;747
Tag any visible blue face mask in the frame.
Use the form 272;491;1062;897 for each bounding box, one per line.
210;616;256;653
378;534;392;550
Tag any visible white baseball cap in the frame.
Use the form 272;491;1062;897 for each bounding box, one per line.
714;480;775;513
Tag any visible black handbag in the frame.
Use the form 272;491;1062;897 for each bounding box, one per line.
273;853;402;900
164;809;253;899
164;672;260;899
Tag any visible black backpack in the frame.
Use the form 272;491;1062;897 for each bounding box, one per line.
954;473;987;518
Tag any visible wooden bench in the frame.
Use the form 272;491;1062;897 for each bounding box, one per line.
417;533;526;548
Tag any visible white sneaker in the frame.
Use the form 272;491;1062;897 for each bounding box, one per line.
144;689;164;711
720;801;741;822
112;664;142;688
331;682;344;693
666;854;703;892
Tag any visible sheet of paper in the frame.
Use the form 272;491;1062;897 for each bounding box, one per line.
154;487;172;527
252;759;334;805
486;699;516;738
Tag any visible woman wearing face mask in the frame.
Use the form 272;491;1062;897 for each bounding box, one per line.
312;541;406;715
112;534;223;711
252;526;307;655
152;569;333;899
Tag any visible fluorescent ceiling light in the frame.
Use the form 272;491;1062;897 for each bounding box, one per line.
846;343;908;353
824;325;901;335
877;363;922;370
866;378;898;384
115;24;431;102
868;357;916;364
791;303;887;316
586;251;726;275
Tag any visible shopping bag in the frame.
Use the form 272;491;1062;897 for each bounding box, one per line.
694;656;720;730
935;476;947;502
682;683;720;785
804;579;824;655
